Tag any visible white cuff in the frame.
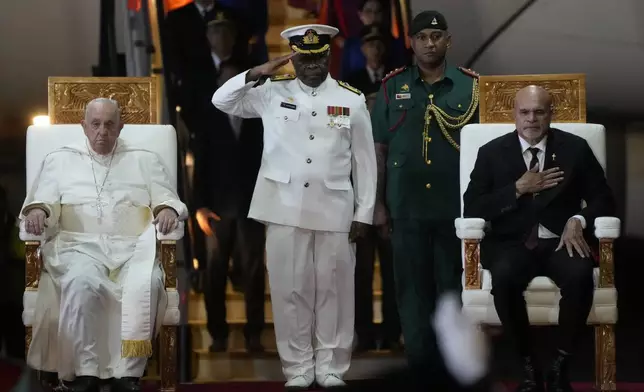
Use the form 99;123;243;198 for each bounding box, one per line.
571;215;586;229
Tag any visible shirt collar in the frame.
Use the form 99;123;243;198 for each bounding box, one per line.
366;65;384;82
297;75;333;95
519;134;548;153
412;62;456;85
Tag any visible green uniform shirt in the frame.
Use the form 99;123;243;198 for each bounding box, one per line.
372;65;479;220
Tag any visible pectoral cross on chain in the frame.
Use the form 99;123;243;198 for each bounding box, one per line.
93;196;109;219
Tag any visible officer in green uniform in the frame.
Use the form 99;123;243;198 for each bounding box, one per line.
370;10;480;382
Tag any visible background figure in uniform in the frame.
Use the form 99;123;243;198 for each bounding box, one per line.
370;10;479;388
206;11;238;73
347;23;400;352
463;86;615;392
212;24;377;390
339;0;408;81
195;60;266;353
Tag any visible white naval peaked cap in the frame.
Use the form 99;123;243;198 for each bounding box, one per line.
280;24;339;54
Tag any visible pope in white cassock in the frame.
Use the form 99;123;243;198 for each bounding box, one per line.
212;24;377;390
20;98;187;392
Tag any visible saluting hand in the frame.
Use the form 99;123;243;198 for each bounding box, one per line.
246;53;298;82
153;208;179;235
24;208;47;235
195;207;221;237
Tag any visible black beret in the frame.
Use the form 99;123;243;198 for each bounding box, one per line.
359;24;387;44
409;10;448;35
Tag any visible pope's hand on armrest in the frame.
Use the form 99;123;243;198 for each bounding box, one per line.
594;217;621;239
455;218;486;240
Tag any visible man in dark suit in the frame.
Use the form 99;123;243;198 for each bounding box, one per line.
346;24;400;353
463;86;615;392
194;60;266;353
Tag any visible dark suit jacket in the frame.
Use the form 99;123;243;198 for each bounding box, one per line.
463;128;615;256
193;108;264;218
346;66;391;97
163;3;250;112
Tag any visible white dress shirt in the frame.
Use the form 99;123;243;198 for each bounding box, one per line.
366;66;384;84
194;2;213;17
518;135;586;238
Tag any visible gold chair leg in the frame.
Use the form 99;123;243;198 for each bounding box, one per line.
160;326;177;392
594;324;616;391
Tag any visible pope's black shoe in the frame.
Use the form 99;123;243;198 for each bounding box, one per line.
62;376;100;392
112;377;142;392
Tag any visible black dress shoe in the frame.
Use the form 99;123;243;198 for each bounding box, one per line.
112;377;141;392
209;338;228;352
245;335;265;353
62;376;100;392
546;353;573;392
515;357;544;392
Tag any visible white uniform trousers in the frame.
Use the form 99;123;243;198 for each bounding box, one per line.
265;224;356;380
56;258;164;380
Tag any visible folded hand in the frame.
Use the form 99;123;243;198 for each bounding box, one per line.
24;208;47;235
153;208;179;235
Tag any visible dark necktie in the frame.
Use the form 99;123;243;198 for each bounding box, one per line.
525;147;540;249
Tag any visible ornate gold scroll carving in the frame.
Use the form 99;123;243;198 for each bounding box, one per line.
464;239;481;289
595;324;617;391
160;326;177;392
25;241;41;290
48;77;160;124
161;241;177;289
598;239;615;288
479;74;586;124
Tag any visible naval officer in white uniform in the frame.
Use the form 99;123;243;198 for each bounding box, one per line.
212;24;377;390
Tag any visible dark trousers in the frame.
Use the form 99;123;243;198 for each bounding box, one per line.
488;238;594;356
354;227;400;343
204;216;266;340
390;219;462;369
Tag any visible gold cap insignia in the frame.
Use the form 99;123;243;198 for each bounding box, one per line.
216;12;225;21
302;29;320;45
431;17;438;25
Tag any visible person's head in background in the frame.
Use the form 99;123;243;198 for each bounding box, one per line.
195;0;214;8
358;0;384;26
207;13;237;60
360;24;387;70
217;61;242;86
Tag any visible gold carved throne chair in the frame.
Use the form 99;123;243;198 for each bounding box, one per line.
455;74;619;391
20;77;181;392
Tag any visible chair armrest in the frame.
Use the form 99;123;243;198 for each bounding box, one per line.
594;217;620;239
19;220;46;242
455;218;486;240
156;221;185;241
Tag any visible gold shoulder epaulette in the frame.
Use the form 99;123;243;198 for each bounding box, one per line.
458;67;479;79
382;66;406;83
270;74;296;82
337;80;361;95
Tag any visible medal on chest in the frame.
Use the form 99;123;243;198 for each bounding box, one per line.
327;106;351;128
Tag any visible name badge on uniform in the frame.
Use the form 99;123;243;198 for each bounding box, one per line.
280;102;297;110
395;93;411;100
327;106;351;128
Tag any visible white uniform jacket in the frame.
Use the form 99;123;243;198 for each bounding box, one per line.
212;70;377;232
